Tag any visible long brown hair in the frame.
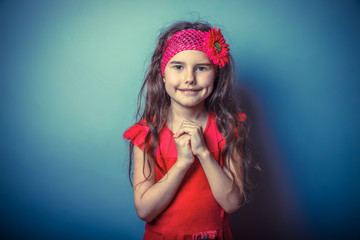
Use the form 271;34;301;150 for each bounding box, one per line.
128;21;254;203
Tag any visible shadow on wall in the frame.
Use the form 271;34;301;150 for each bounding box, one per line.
230;79;310;240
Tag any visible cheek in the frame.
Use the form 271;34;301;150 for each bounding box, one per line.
163;80;175;96
207;75;215;91
204;79;215;98
208;85;214;96
208;74;217;95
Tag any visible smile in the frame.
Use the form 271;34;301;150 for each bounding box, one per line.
178;88;201;95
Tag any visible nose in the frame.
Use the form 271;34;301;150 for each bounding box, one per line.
185;69;195;85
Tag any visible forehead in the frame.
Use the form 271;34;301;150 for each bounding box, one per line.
169;50;212;64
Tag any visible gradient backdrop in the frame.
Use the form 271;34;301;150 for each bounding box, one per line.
1;0;359;239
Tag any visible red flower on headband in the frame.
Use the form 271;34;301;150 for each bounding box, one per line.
204;27;230;68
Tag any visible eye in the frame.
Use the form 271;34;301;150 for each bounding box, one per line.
174;65;184;70
196;66;207;71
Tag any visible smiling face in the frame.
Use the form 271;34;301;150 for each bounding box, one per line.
163;50;216;111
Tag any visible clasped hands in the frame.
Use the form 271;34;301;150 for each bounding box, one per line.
173;119;208;167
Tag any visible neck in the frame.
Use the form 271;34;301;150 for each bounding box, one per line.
168;103;208;123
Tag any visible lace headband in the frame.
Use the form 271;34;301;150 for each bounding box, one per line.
161;27;230;76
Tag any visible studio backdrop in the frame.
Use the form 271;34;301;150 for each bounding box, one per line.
1;0;359;239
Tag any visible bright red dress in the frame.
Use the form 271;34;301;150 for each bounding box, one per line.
123;112;246;240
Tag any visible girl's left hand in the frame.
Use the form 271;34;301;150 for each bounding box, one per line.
173;119;207;157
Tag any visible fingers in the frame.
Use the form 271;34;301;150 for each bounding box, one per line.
174;133;194;163
173;119;202;138
174;133;191;146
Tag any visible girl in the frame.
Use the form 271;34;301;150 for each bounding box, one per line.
124;21;251;240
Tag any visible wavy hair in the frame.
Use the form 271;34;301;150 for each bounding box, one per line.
128;21;256;203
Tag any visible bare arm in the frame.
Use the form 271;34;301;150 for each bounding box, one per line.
197;149;244;213
132;134;194;222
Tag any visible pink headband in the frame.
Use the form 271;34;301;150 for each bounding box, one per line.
161;27;230;76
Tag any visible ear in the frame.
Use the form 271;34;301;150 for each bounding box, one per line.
163;77;166;83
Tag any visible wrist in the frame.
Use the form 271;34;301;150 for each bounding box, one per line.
174;159;192;171
196;149;211;163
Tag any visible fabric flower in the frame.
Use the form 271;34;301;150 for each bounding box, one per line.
203;27;230;68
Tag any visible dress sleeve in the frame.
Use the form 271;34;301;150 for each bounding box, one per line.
217;113;246;150
123;119;150;150
235;113;246;137
237;112;246;123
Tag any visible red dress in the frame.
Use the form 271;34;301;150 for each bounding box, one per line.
123;113;246;240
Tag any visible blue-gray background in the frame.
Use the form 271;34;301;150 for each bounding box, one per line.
1;0;359;239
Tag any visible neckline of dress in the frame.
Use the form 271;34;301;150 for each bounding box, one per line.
164;112;211;136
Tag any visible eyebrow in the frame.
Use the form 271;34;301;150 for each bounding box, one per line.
168;61;212;66
168;61;185;65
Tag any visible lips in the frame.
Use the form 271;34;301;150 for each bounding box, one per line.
178;88;201;95
178;88;201;92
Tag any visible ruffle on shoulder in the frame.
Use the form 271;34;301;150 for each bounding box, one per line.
237;112;246;123
215;112;247;149
123;119;150;149
234;113;246;137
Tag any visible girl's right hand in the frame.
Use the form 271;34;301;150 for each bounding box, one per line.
174;133;194;168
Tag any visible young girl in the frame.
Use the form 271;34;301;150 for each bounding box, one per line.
124;21;251;240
